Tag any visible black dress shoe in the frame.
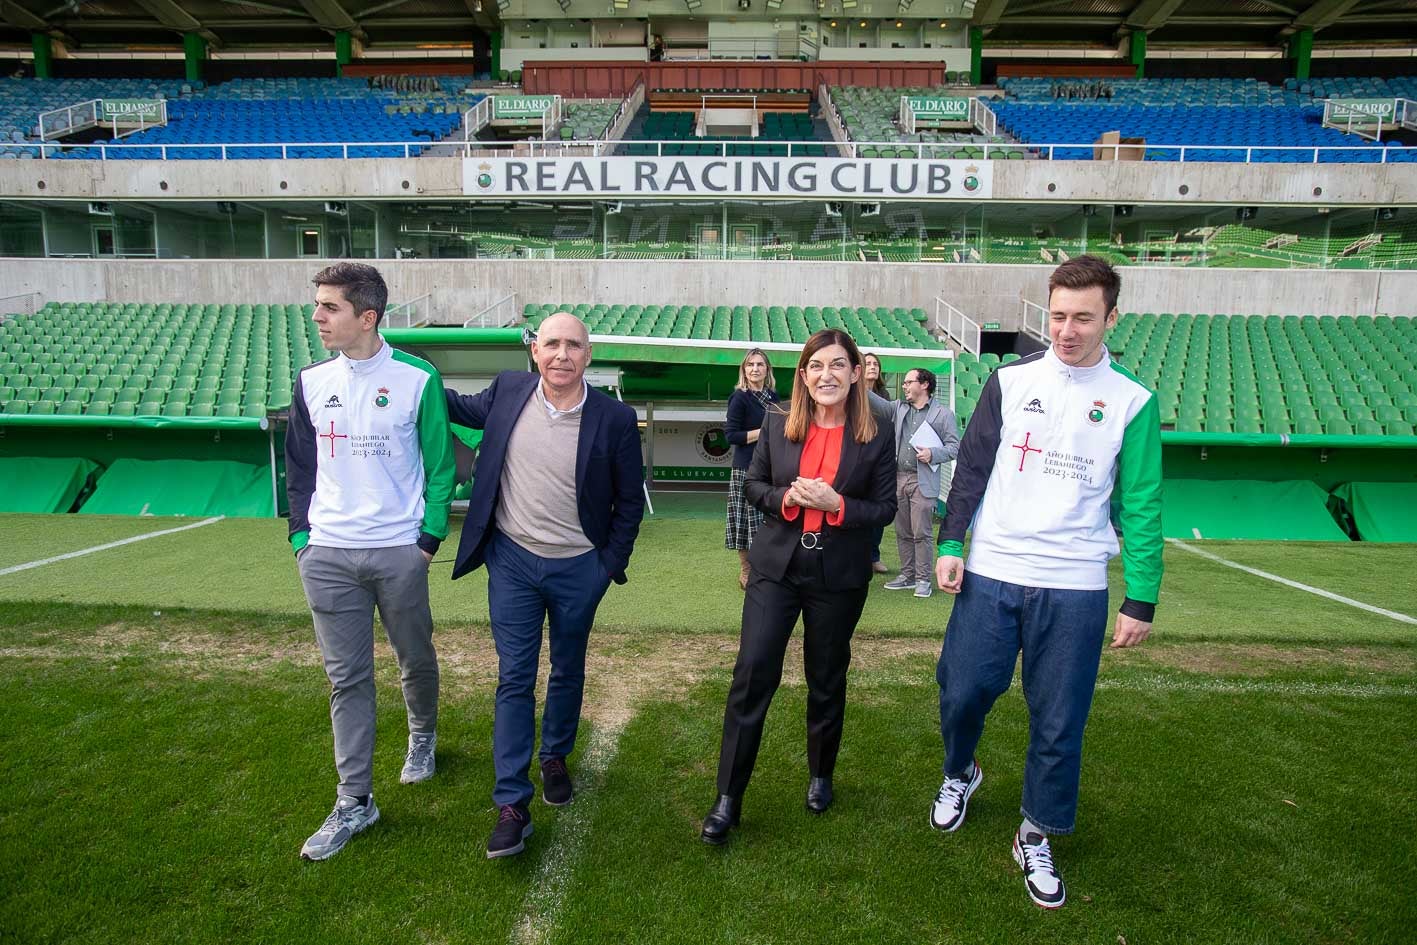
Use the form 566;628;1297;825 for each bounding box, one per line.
806;777;834;814
701;795;740;845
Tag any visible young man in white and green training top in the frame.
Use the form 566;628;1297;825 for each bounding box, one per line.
928;255;1163;909
285;262;455;861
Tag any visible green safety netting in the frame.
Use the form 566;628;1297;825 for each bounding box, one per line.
1330;482;1417;542
1162;479;1350;541
0;456;99;513
78;459;273;518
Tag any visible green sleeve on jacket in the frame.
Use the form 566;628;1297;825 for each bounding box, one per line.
938;539;964;558
290;529;309;553
415;369;456;540
1115;391;1164;605
392;349;455;542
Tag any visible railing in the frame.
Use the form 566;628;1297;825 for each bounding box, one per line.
541;96;562;140
0;292;42;320
706;37;801;60
1401;98;1417;133
10;140;447;160
603;81;645;143
38;99;99;140
38;98;167;141
463;292;519;328
1020;298;1049;343
6;137;1410;164
818;83;856;157
463;96;493;141
386;292;433;329
111;101;169;140
934;297;982;355
971;97;998;137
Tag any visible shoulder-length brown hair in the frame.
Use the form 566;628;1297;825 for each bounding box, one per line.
862;351;889;398
735;347;776;393
783;329;877;444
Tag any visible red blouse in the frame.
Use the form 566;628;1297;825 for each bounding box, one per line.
780;423;847;532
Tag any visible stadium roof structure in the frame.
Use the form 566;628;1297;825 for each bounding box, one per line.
4;0;1415;54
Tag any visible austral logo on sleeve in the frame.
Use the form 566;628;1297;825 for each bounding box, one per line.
464;157;992;200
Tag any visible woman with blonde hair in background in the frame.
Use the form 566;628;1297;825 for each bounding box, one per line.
724;348;780;590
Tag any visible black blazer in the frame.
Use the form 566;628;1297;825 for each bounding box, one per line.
744;410;897;590
444;371;646;584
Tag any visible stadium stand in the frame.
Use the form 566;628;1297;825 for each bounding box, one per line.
3;76;480;160
558;101;618;141
990;75;1414;162
0;302;319;418
829;85;1023;156
521;302;942;349
618;106;831;156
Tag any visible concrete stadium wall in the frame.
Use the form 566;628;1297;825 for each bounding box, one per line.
5;157;1415;207
4;258;1416;326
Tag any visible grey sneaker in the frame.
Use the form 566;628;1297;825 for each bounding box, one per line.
301;794;379;861
400;731;436;784
883;574;914;590
914;580;934;598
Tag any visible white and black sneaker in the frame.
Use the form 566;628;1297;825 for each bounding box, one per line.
300;794;380;861
1013;830;1066;909
929;761;982;832
400;731;436;784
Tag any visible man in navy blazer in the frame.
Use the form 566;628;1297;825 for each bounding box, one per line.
445;312;645;859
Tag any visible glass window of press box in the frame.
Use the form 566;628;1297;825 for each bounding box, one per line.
0;201;1412;270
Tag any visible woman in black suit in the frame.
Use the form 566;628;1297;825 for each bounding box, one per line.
701;329;897;844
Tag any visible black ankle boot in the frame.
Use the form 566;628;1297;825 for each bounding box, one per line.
701;795;741;845
806;777;834;814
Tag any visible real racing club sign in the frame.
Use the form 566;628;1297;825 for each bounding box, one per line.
463;157;992;200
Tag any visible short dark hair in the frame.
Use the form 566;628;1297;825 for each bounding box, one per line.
312;262;388;326
1048;254;1121;315
909;367;936;397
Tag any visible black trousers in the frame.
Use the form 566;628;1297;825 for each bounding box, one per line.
715;543;870;799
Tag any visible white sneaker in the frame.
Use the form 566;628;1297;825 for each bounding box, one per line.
929;761;981;832
400;731;436;784
301;794;380;861
1013;830;1066;908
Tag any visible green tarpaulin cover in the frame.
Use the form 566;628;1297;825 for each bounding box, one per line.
1331;482;1417;542
0;456;99;513
1162;479;1350;541
79;459;273;518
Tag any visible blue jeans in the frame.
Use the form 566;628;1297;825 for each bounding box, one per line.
486;531;611;807
936;571;1108;834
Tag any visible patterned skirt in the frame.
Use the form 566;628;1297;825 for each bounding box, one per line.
724;467;765;551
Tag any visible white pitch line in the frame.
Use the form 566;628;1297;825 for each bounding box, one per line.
1166;538;1417;626
0;516;227;577
509;717;628;945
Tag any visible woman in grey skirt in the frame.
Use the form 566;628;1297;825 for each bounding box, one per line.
724;348;780;590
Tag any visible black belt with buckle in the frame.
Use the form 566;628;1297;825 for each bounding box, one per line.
799;531;824;550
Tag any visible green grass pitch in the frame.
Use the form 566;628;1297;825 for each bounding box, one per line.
1;498;1414;944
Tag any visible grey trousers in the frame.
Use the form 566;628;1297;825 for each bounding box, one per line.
297;543;438;797
895;470;936;582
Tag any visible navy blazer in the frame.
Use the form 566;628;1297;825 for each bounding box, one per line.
745;410;897;590
445;371;646;584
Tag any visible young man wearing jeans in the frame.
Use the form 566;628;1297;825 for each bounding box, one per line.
929;256;1163;908
286;262;455;861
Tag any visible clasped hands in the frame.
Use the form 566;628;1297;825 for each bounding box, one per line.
784;477;841;513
